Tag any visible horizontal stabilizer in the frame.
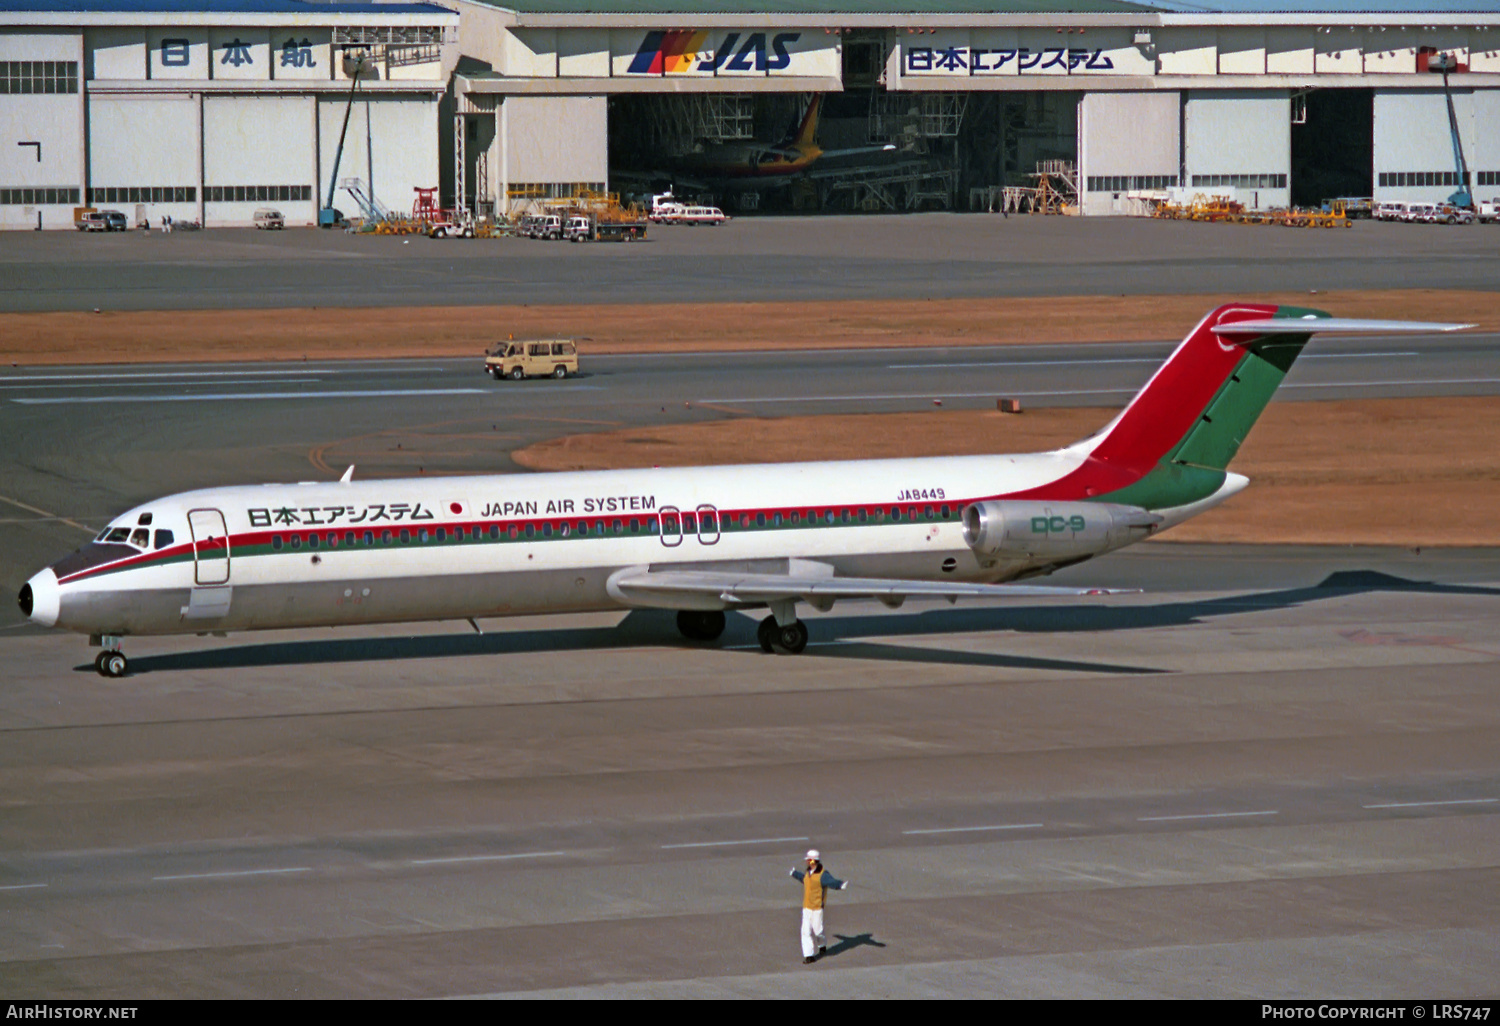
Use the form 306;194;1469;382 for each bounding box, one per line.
611;568;1136;607
1213;317;1474;336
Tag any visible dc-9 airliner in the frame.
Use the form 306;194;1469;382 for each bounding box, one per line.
18;304;1468;676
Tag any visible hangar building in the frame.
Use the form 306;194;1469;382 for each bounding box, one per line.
448;0;1500;216
1;0;458;229
5;1;1500;226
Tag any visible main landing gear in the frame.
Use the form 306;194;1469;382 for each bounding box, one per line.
673;606;810;654
676;610;726;641
91;635;128;677
756;598;808;654
757;616;808;655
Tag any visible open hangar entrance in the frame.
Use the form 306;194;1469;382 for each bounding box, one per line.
607;86;1075;215
1291;88;1373;207
607;31;1084;216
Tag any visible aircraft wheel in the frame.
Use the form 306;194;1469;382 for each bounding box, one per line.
773;620;809;655
99;652;128;678
94;651;110;675
757;615;777;653
510;367;525;381
677;610;726;642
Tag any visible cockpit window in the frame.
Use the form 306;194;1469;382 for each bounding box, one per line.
105;527;131;543
137;512;153;526
129;528;150;548
153;529;174;550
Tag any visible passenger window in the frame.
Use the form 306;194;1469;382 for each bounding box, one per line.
129;529;150;547
400;529;411;543
683;513;696;532
543;523;553;537
328;534;339;548
434;528;445;542
154;529;174;549
364;531;374;545
272;536;283;550
291;535;302;549
529;344;547;357
552;343;567;355
309;533;320;548
419;529;429;543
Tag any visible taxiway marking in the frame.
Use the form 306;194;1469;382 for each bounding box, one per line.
1138;810;1279;823
409;852;568;866
1361;798;1497;810
660;836;809;850
902;823;1044;835
698;378;1500;405
0;492;95;534
887;353;1418;370
14;388;503;404
0;883;48;891
153;867;313;881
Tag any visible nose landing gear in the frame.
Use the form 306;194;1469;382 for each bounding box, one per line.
91;636;128;678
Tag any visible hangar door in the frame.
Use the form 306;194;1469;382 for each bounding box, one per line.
1373;88;1482;204
88;95;200;224
1078;92;1180;216
1184;90;1290;211
204;96;316;226
317;96;438;222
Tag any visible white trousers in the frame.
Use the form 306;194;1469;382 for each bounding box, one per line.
800;908;825;957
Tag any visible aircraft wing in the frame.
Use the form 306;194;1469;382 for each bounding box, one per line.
609;567;1135;609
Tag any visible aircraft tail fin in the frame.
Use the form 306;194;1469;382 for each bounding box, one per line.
791;95;821;149
1061;305;1471;509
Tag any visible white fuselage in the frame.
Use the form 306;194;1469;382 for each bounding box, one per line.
25;449;1244;639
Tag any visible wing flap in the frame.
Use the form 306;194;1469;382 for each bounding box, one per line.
610;568;1133;607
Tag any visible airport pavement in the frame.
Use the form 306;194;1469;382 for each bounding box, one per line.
0;545;1496;997
4;215;1500;311
2;283;1497;995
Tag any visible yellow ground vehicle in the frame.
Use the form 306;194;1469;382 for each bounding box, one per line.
485;339;579;380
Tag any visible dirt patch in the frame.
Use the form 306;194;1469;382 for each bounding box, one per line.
4;288;1496;365
512;397;1500;547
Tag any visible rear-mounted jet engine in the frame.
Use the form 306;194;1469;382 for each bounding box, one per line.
962;501;1163;566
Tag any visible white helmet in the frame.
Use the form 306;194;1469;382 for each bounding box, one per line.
805;849;820;861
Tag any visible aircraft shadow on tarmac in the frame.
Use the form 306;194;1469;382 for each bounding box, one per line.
99;570;1500;677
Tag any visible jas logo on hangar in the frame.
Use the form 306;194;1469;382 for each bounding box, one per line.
627;30;802;74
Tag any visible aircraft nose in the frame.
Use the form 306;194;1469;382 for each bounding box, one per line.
20;569;59;627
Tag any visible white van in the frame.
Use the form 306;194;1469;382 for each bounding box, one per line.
1372;201;1408;222
253;208;285;229
677;206;727;226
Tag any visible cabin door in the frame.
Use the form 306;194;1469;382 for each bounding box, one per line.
188;508;231;585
